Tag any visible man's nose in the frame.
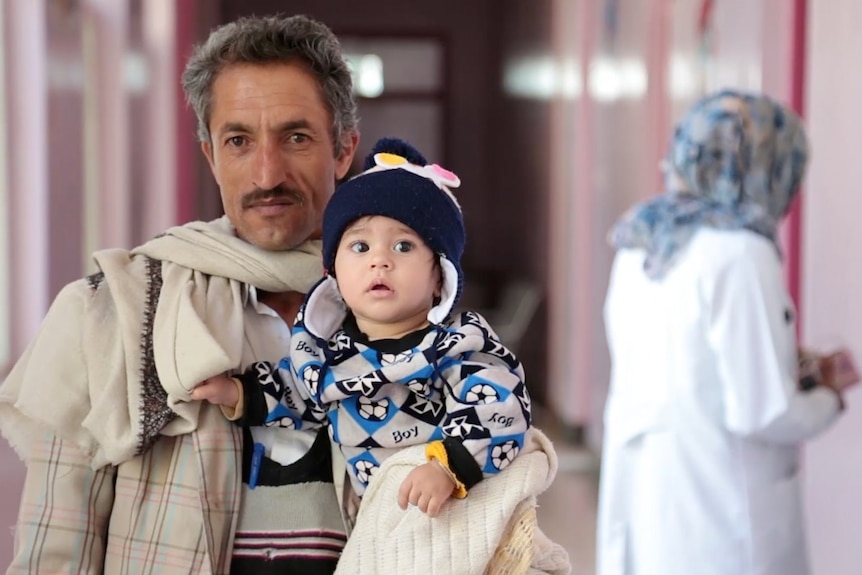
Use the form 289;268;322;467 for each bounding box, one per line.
251;138;287;191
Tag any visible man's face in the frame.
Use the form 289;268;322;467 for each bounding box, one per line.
202;61;357;250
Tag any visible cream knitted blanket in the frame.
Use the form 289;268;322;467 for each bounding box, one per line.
335;428;572;575
0;217;322;468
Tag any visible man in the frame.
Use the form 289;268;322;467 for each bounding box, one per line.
0;14;358;574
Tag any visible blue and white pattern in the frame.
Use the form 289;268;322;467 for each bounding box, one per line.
609;89;809;280
248;310;532;497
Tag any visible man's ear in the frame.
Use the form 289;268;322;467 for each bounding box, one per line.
201;140;218;182
335;131;360;180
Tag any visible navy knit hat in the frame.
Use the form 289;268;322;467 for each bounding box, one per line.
322;137;466;323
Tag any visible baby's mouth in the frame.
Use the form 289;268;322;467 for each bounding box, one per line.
369;279;392;292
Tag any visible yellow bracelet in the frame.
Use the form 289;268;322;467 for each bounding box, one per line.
425;441;468;499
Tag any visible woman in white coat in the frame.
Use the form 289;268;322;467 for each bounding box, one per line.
597;90;845;575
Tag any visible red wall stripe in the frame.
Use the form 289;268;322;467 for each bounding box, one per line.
786;0;807;334
175;0;197;225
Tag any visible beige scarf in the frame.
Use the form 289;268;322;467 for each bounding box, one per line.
0;216;322;468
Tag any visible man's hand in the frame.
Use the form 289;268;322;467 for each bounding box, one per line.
397;461;456;518
190;375;240;408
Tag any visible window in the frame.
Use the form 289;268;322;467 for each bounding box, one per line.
339;36;447;168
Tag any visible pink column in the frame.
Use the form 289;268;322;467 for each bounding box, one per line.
1;2;48;568
546;0;597;430
0;4;10;369
83;0;131;250
6;0;49;358
141;0;178;239
175;0;198;225
645;0;672;196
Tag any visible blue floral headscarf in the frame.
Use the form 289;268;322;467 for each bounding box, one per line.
609;89;809;280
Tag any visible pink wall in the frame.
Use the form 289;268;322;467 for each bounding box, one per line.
2;1;49;565
0;1;197;566
543;0;672;441
6;0;50;366
0;442;23;567
802;1;862;572
46;4;86;299
554;0;802;444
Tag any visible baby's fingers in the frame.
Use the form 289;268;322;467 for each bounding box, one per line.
425;494;444;518
397;477;414;510
190;383;213;401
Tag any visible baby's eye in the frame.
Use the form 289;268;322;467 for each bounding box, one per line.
394;241;414;253
349;241;369;253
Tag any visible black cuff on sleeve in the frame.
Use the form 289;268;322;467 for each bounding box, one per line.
799;374;819;391
443;436;483;490
234;371;270;426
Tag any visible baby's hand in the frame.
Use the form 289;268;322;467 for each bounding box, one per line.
397;461;455;517
190;374;240;408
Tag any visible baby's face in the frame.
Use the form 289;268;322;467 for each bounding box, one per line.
334;215;441;340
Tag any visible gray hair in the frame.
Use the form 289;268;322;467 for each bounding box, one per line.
181;14;358;154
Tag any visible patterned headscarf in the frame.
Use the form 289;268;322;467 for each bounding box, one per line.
609;89;809;280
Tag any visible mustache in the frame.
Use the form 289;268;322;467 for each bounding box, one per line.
241;186;304;209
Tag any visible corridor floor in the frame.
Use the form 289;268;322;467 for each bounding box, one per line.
536;425;600;575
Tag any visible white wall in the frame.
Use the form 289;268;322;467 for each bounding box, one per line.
802;1;862;573
546;0;672;445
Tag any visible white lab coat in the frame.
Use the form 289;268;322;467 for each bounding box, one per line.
597;228;842;575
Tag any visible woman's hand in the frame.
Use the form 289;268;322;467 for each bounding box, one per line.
818;349;860;394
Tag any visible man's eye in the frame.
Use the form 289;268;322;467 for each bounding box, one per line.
349;241;369;253
226;136;246;147
289;133;310;144
394;241;414;253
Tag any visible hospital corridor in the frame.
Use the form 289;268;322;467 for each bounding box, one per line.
1;1;862;574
